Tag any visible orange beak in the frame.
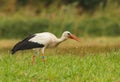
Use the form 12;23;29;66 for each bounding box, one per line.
69;34;80;42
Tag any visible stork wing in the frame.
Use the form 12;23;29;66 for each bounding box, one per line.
11;34;44;54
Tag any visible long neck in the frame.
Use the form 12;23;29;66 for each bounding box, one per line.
57;35;67;44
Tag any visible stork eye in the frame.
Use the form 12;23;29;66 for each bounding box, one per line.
67;33;71;35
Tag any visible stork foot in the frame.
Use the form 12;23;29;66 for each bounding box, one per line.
41;55;46;63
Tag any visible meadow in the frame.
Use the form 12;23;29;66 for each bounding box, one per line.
0;37;120;82
0;1;120;38
0;0;120;82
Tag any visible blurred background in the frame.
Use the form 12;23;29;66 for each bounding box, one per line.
0;0;120;39
0;1;120;81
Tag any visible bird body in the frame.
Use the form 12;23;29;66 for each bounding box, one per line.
11;31;80;64
29;32;61;48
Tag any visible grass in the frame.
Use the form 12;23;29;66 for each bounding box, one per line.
0;5;120;38
0;51;120;82
0;38;120;82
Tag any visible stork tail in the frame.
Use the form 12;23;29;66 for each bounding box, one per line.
11;34;44;55
11;41;22;54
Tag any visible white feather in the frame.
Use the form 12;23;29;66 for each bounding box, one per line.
29;32;58;47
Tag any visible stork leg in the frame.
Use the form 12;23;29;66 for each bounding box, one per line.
42;54;46;62
32;49;39;65
32;55;36;65
41;47;46;62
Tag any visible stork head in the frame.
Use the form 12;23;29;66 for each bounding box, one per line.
62;31;80;42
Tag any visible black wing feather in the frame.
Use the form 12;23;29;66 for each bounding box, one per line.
11;34;44;54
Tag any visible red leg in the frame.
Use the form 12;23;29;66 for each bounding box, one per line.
32;55;35;65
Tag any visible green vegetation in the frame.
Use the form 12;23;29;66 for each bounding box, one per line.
0;0;109;13
0;0;120;38
0;38;120;82
0;13;120;38
0;50;120;82
0;0;120;82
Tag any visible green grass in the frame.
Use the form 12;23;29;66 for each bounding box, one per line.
0;51;120;82
0;4;120;38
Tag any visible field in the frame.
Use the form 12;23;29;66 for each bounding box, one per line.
0;0;120;82
0;37;120;82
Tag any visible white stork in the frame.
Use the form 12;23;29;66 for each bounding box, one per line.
11;31;80;65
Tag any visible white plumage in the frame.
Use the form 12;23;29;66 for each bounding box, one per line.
29;32;58;48
11;31;80;64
